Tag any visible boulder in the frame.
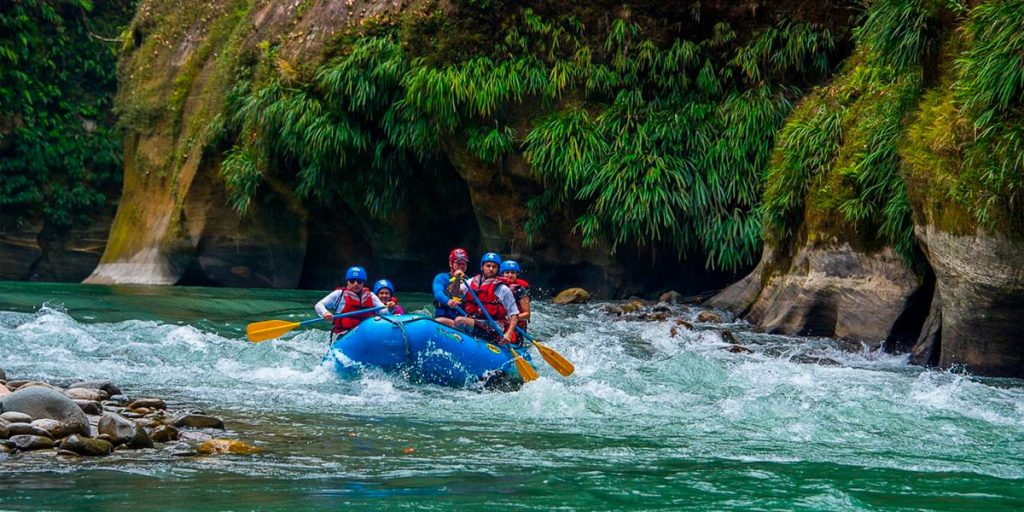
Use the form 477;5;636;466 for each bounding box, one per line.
697;311;724;323
174;414;224;430
127;398;166;410
553;288;591;305
68;380;122;397
1;411;33;423
98;413;153;448
74;400;102;415
0;386;89;436
9;434;54;451
5;380;31;389
659;290;683;304
60;435;113;456
196;439;261;455
150;425;179;443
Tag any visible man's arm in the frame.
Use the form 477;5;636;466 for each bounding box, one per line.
314;290;343;318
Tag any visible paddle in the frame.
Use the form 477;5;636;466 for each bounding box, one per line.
516;328;574;377
246;306;385;343
456;289;538;383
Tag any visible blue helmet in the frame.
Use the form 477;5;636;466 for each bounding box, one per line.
480;252;502;267
345;266;368;281
500;260;521;274
373;279;394;295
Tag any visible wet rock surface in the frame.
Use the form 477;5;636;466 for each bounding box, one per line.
553;288;591;305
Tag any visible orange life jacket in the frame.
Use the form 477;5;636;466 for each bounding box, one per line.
333;288;375;333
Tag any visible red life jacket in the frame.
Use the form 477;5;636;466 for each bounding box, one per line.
332;288;376;333
463;276;508;327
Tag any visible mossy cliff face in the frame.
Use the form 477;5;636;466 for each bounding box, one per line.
87;0;408;286
712;0;1024;377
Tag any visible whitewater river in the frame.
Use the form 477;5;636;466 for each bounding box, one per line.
1;282;1022;511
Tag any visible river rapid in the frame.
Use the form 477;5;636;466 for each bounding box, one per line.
1;281;1022;511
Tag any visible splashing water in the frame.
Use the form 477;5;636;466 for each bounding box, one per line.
1;282;1022;511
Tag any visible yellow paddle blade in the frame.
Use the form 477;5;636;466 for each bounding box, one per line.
509;347;539;382
246;319;301;343
532;340;575;377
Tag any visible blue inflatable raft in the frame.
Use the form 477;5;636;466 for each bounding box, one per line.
323;314;535;389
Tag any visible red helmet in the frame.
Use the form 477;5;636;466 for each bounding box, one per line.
448;248;469;265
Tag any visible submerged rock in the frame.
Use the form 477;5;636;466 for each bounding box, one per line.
61;435;113;456
553;288;591;305
722;344;753;354
0;387;89;436
196;439;261;455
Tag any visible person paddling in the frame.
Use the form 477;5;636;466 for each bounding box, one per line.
432;248;470;327
500;260;531;332
315;266;387;340
373;279;404;314
456;252;519;345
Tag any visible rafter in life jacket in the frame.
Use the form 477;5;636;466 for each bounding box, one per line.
333;288;376;333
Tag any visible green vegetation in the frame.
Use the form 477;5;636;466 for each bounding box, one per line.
952;0;1024;225
219;8;837;269
761;0;943;258
0;0;134;229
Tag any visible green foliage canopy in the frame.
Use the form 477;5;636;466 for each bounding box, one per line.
0;0;133;229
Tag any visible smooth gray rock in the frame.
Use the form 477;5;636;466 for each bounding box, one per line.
7;423;52;438
61;435;113;456
173;414;224;430
98;413;153;448
74;400;103;415
69;380;122;397
0;386;89;436
10;434;54;451
1;411;32;423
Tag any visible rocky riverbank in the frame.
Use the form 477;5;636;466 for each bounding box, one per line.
0;369;257;460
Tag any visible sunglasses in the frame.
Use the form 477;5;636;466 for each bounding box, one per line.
347;279;365;284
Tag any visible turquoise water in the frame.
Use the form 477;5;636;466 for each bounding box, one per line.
1;281;1023;511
